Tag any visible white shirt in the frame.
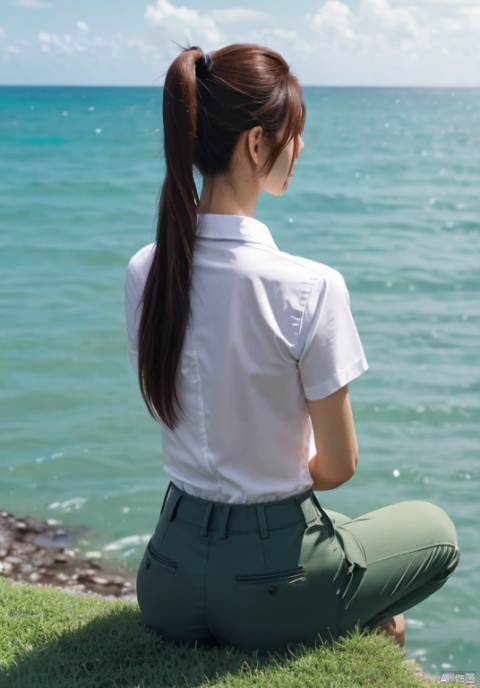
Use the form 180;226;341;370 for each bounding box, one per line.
125;214;368;504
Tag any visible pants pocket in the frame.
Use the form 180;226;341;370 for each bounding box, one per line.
136;539;180;632
220;564;332;652
235;566;305;587
146;539;178;575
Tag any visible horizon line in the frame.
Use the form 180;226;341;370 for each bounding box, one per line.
1;83;480;89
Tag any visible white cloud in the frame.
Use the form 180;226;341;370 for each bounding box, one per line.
313;0;424;53
459;6;480;31
314;1;356;45
1;26;28;59
14;0;53;7
38;31;86;54
311;0;480;68
36;22;125;59
35;23;155;63
1;28;30;58
358;0;422;40
145;0;196;23
145;0;223;46
143;0;295;68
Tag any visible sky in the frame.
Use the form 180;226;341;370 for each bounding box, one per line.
1;0;480;86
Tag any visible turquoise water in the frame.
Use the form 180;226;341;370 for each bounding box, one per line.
1;86;479;671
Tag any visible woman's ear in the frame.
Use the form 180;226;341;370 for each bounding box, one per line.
245;126;263;167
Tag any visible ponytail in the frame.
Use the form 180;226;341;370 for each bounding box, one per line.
138;44;305;428
138;47;202;428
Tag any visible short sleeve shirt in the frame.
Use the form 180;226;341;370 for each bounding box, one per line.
125;214;368;503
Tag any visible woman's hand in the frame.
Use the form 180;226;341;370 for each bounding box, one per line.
307;385;359;490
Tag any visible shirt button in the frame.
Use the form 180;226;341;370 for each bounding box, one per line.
268;585;278;596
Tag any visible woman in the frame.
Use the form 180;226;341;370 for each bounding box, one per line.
125;44;459;653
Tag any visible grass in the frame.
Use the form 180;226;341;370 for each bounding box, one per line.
0;577;436;688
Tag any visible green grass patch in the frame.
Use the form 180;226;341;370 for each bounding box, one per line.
0;577;435;688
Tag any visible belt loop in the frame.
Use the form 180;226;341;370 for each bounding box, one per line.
217;506;231;540
298;492;318;526
256;505;269;539
164;491;182;523
199;502;213;537
159;482;173;516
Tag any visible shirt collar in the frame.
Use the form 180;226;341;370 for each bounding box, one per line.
196;213;278;250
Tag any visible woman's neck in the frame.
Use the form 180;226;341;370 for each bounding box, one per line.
199;171;261;218
199;179;258;217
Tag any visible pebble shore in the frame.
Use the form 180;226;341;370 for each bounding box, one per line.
0;509;136;598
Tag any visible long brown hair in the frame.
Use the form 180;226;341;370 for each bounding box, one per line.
138;44;305;428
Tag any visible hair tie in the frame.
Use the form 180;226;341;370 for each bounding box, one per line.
196;53;213;79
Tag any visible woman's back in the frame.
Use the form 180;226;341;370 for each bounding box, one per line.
127;213;366;503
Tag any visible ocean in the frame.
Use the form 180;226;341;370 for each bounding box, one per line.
1;85;479;672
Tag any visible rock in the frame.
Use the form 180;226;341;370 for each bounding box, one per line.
55;572;70;583
0;509;135;598
5;555;23;566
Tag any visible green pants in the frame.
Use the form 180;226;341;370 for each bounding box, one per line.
137;483;459;653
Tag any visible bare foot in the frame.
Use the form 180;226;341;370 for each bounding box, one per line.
378;613;406;648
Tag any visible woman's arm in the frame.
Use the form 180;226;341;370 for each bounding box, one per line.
307;385;359;491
